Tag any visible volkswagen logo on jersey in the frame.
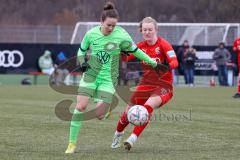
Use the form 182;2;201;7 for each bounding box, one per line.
0;50;24;67
96;51;110;64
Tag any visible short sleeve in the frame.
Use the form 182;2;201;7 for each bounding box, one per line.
161;39;176;59
121;29;137;52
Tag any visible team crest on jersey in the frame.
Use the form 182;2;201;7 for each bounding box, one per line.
96;51;110;64
104;42;117;51
155;47;161;54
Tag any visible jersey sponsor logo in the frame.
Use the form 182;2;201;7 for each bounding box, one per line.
167;50;176;58
155;47;161;54
0;50;24;67
96;51;110;64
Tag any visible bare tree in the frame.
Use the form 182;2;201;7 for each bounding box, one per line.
0;0;239;25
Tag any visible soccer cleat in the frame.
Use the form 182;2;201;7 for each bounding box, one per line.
123;140;133;151
104;111;112;119
123;134;137;151
104;107;112;120
111;132;124;149
233;93;240;98
65;143;76;154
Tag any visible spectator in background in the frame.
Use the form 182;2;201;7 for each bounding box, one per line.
183;47;197;86
55;51;70;85
232;37;240;98
213;42;231;86
177;40;190;84
125;67;140;86
38;50;55;75
119;61;128;85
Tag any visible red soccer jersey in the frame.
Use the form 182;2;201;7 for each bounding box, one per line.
233;37;240;67
124;37;178;86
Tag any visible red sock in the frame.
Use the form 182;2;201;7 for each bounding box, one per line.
132;104;153;137
116;111;129;132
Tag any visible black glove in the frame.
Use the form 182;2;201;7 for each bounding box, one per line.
80;62;90;72
155;62;169;73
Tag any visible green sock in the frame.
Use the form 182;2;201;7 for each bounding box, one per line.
69;108;83;144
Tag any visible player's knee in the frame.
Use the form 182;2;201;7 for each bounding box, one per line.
96;115;104;120
95;109;107;120
76;103;87;112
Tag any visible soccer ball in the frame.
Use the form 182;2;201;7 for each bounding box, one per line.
127;105;149;126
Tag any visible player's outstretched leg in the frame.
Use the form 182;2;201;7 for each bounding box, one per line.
111;131;124;149
124;104;153;151
65;108;83;154
111;111;129;148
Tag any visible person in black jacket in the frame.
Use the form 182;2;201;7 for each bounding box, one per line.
183;47;197;86
177;40;190;84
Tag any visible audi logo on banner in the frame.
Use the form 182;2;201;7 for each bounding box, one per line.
0;50;24;67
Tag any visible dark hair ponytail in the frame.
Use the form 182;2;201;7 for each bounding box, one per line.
101;1;119;22
103;1;115;10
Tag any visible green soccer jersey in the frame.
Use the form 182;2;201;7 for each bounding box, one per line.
77;25;156;83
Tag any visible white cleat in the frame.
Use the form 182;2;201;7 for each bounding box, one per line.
111;131;124;149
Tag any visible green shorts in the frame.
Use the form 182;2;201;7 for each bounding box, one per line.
78;73;116;104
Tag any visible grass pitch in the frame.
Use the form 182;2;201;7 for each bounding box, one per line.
0;85;239;160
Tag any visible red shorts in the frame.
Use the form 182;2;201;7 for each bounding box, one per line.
130;84;173;107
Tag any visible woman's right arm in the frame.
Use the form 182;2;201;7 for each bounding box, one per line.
77;33;90;64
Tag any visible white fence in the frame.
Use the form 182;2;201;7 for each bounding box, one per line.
0;23;239;45
71;22;240;46
0;25;73;43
